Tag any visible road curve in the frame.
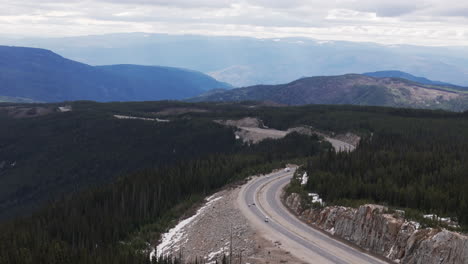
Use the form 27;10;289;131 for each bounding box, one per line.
237;170;389;264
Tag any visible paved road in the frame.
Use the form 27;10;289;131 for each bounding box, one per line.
237;170;389;264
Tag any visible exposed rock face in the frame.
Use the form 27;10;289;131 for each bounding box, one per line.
284;193;468;264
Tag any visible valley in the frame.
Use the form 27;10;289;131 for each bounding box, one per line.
4;33;468;87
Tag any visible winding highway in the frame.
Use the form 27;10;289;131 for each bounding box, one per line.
237;169;389;264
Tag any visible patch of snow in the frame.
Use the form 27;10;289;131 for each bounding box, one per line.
308;192;324;206
301;172;308;185
58;106;72;112
386;245;396;258
152;195;223;259
424;214;436;220
423;214;461;228
114;115;169;122
423;214;456;225
409;221;421;230
313;197;323;205
206;246;228;261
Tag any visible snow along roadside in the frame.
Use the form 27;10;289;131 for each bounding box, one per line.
150;195;223;259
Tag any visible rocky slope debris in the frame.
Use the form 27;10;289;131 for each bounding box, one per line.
285;193;468;264
152;186;303;264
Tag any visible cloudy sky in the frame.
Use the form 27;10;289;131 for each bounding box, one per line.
1;0;468;46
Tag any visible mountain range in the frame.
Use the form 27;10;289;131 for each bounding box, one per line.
0;45;230;102
2;44;468;112
190;74;468;111
2;33;468;87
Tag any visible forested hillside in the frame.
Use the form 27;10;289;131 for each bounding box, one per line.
304;120;468;226
0;101;326;263
252;104;468;227
1;101;468;263
190;74;468;111
0;102;239;219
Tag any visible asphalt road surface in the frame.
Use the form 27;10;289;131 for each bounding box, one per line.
237;169;389;264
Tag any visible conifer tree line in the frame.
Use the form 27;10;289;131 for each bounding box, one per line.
0;132;325;264
304;119;468;227
243;104;468;228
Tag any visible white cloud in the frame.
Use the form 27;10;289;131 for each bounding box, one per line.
0;0;467;46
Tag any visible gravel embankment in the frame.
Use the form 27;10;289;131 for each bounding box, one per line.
155;183;302;264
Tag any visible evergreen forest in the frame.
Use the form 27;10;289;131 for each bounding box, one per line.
1;101;467;263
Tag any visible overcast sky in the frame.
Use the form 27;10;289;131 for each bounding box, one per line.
1;0;468;46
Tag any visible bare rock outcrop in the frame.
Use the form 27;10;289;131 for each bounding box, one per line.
285;193;468;264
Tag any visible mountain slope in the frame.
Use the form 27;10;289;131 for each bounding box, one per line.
190;74;468;111
363;70;466;90
0;46;230;102
0;96;36;103
97;64;231;100
3;33;468;87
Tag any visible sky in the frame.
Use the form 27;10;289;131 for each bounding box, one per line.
1;0;468;46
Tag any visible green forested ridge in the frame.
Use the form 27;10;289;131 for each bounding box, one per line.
0;102;239;219
0;132;325;264
1;101;468;263
296;109;468;227
305;132;468;226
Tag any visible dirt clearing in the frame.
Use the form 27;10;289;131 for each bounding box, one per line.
218;117;358;151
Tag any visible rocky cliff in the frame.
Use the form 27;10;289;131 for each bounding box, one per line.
285;193;468;264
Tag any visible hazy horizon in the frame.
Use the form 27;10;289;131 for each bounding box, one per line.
1;0;468;46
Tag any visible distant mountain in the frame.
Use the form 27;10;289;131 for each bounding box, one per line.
190;74;468;111
0;46;230;102
0;96;36;103
97;64;232;99
363;71;466;90
2;33;468;87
